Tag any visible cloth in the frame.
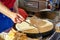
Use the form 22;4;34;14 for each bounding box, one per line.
18;8;28;19
0;0;16;33
0;8;14;33
0;0;16;8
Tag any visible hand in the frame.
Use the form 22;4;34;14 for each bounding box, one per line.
10;12;25;23
15;13;25;23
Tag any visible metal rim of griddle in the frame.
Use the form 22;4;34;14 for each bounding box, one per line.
13;23;55;38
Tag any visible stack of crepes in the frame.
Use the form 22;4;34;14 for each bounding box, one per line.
30;16;54;33
16;16;53;34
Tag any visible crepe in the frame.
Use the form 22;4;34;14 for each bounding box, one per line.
16;22;39;33
30;16;53;33
37;20;53;33
16;16;53;33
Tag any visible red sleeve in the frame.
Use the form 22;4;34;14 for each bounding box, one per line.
0;0;16;8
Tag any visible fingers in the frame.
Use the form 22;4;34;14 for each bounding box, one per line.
17;14;25;21
15;16;22;23
15;14;25;23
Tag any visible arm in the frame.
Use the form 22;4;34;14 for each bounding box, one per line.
0;2;24;23
0;2;16;19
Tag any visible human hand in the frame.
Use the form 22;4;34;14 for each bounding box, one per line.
10;12;25;23
10;8;28;23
